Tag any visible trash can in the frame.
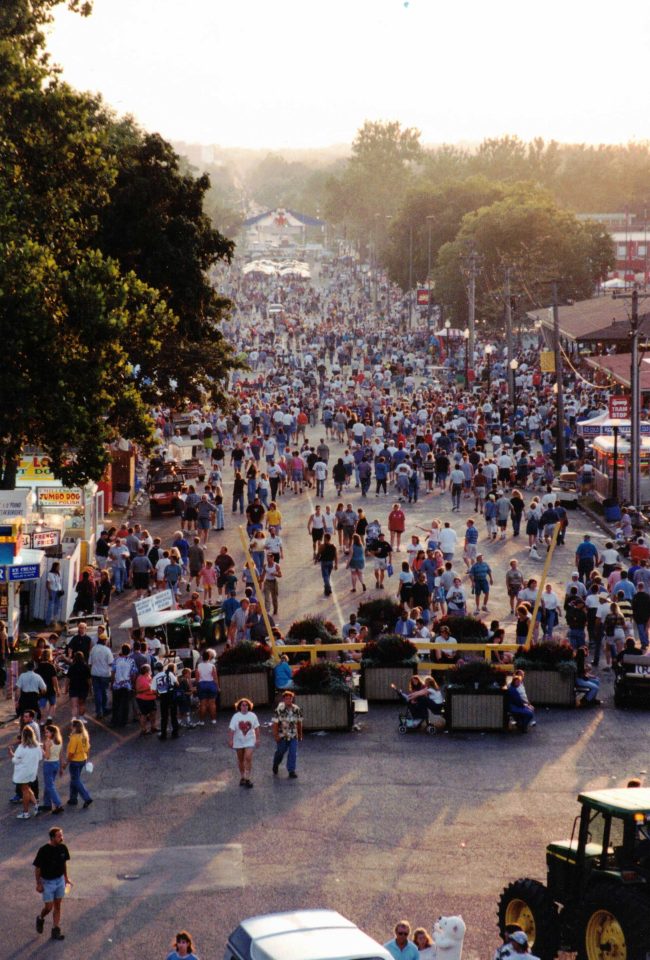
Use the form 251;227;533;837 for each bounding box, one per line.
603;498;622;523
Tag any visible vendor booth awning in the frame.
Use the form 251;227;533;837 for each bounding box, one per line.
577;413;650;438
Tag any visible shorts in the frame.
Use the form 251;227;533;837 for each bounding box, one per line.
374;558;387;571
136;698;157;715
133;572;150;590
473;579;489;596
498;468;510;483
464;544;477;561
184;507;198;521
198;518;211;530
311;528;324;542
41;876;66;903
292;471;303;482
38;693;57;708
197;680;219;700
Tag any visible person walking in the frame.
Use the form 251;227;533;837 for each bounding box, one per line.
153;662;181;739
261;553;282;616
194;651;219;726
9;725;42;819
62;719;92;809
317;533;338;597
41;723;65;815
88;633;114;720
228;697;261;788
346;533;367;593
34;827;71;941
272;690;303;779
45;562;64;626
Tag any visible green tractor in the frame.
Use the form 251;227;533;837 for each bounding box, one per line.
498;788;650;960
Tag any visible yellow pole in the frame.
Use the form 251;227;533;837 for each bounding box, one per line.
525;521;561;650
238;525;277;659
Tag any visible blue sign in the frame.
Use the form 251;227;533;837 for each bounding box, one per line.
0;567;5;582
8;564;40;582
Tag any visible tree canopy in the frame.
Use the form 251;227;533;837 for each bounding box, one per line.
0;0;239;488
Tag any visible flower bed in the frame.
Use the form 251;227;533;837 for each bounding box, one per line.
361;635;418;701
514;642;576;707
293;661;354;731
217;642;274;708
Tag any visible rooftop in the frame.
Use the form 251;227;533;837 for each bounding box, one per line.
527;296;648;341
579;787;650;815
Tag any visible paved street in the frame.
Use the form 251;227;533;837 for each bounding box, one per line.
0;456;641;960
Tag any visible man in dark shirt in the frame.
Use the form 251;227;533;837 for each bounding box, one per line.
245;497;266;536
317;533;338;597
64;624;91;664
632;583;650;650
370;532;393;590
214;546;235;595
33;827;71;940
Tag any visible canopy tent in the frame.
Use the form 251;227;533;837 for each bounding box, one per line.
432;327;466;338
242;259;310;278
577;412;650;438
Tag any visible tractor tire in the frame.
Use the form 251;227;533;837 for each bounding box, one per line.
498;878;560;960
576;883;650;960
149;506;159;520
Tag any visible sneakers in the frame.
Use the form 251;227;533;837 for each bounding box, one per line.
51;927;65;941
244;780;254;788
272;764;279;775
36;915;44;934
52;806;64;815
83;798;93;808
16;811;30;819
66;799;78;806
288;771;298;779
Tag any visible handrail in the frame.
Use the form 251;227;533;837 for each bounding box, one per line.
275;640;520;669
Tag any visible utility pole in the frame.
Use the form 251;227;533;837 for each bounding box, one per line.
408;222;413;330
504;266;514;406
613;287;643;505
427;215;434;328
552;281;566;469
468;251;477;364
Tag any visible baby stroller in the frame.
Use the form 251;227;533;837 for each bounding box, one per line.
398;702;437;735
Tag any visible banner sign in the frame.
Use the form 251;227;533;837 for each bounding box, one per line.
8;563;40;581
540;351;556;372
416;288;430;306
609;396;631;420
39;488;82;509
30;529;60;549
134;589;174;619
0;489;32;519
16;455;57;486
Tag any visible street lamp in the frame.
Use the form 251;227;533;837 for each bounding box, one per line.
610;418;623;503
509;358;519;421
426;215;434;326
444;319;451;361
485;344;494;389
463;327;470;388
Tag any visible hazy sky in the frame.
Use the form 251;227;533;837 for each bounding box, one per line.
47;0;650;150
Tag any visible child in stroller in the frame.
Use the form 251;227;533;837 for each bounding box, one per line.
391;676;445;734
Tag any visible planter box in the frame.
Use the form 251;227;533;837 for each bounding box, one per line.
299;692;354;731
522;669;575;707
447;690;507;731
218;669;272;709
361;665;416;701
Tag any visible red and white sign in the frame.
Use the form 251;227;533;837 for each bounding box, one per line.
30;529;61;549
416;288;430;306
609;396;631;420
38;488;82;509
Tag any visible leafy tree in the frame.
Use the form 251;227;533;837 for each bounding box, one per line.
433;189;614;327
0;0;240;486
324;120;422;251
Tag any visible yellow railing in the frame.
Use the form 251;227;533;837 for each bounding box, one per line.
277;641;520;672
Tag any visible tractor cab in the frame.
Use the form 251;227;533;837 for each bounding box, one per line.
500;788;650;960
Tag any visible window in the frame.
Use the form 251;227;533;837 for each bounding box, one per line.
617;244;627;258
639;245;647;257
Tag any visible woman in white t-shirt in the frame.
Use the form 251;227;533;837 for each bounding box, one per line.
227;698;260;788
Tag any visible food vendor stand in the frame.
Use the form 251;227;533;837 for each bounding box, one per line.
591;434;650;503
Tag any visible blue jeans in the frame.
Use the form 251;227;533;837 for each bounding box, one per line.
43;760;63;809
567;628;585;650
92;676;110;716
576;677;600;702
113;565;126;592
273;737;298;773
214;504;224;528
46;593;62;624
321;561;334;594
68;761;91;803
232;492;244;514
247;479;257;503
636;621;649;650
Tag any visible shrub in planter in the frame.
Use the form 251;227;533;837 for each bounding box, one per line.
446;660;505;691
217;642;273;675
361;634;418;666
356;598;402;639
287;616;339;644
514;641;576;676
434;615;489;641
293;661;351;696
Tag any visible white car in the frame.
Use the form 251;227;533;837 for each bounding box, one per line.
224;910;393;960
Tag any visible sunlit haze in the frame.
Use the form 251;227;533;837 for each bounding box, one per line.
48;0;650;150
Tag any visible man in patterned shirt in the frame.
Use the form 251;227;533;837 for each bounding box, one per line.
272;691;303;779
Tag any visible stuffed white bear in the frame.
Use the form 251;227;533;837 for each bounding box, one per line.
432;916;466;960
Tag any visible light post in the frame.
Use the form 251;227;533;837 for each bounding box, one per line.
408;222;413;330
426;215;434;327
444;319;451;362
463;327;470;388
485;344;494;389
611;420;621;503
509;358;519;423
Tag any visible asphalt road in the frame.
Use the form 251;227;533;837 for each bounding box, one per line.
0;449;642;960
